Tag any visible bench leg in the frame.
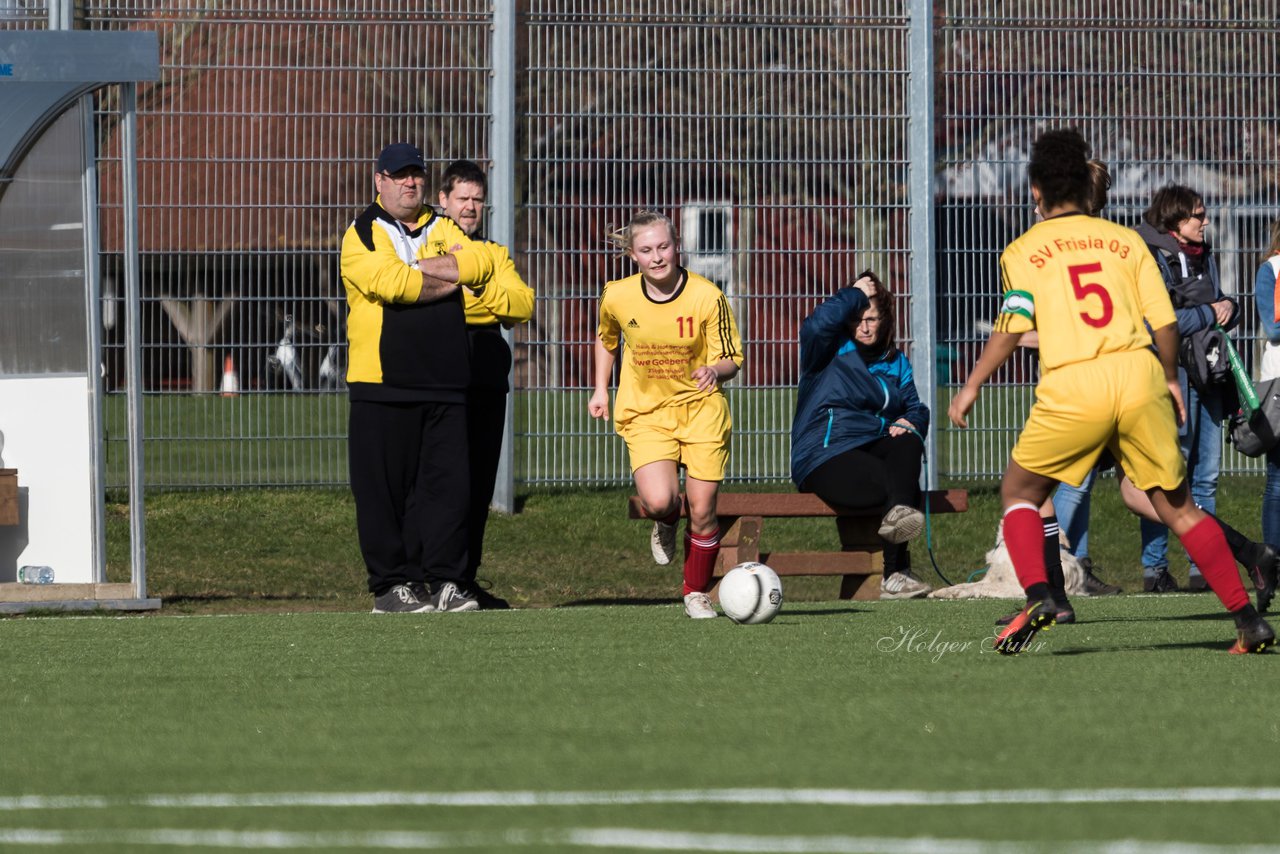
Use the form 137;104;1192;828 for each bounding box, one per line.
834;516;884;601
840;572;883;601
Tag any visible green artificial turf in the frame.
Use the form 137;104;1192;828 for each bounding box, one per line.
102;476;1272;613
2;597;1279;852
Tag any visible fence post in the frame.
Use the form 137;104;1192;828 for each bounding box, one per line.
908;0;937;488
490;0;518;514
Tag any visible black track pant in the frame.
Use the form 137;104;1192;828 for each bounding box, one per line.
800;433;924;514
348;399;469;595
801;434;924;575
464;326;513;582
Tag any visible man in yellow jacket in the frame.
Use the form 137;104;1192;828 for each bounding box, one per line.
436;160;535;609
340;143;495;614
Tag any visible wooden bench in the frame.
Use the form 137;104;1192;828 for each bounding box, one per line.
628;490;969;601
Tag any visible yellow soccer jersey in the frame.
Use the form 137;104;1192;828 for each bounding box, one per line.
995;213;1176;372
597;269;743;424
463;241;534;327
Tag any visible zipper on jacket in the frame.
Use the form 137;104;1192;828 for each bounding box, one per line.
875;376;890;433
823;408;834;448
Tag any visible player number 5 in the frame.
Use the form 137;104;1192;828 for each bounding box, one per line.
1069;262;1113;328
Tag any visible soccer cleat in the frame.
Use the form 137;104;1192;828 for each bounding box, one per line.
432;581;480;613
995;600;1074;626
1079;559;1122;596
372;584;436;614
683;591;718;619
1246;544;1279;614
993;599;1057;655
1144;568;1179;593
880;571;932;600
473;586;511;610
1185;574;1210;592
878;504;925;544
650;519;678;565
1229;617;1276;655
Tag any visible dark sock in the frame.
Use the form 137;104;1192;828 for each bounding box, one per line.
1026;582;1052;605
1208;512;1266;569
881;541;908;578
1233;603;1261;629
1043;516;1068;606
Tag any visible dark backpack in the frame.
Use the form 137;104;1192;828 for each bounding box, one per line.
1180;326;1233;396
1150;247;1233;396
1229;377;1280;457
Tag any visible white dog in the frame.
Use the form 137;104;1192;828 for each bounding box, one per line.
929;530;1085;599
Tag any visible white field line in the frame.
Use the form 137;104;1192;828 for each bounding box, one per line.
5;787;1280;812
0;827;1278;853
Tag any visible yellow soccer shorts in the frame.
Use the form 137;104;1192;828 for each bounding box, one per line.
1011;348;1187;490
619;393;732;482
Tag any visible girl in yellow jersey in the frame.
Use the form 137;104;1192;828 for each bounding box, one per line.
949;128;1273;655
589;211;744;619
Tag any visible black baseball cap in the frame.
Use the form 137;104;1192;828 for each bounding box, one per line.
376;143;426;174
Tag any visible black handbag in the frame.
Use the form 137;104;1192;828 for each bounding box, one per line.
1229;377;1280;457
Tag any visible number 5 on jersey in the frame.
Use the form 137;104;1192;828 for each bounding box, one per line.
1069;262;1113;328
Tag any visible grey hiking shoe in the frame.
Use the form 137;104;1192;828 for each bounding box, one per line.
878;505;925;544
651;519;678;565
432;581;480;613
880;570;932;600
1079;558;1122;596
1144;568;1180;593
372;584;435;614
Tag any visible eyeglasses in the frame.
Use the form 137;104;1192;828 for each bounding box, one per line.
380;169;424;184
857;315;883;327
1187;209;1207;222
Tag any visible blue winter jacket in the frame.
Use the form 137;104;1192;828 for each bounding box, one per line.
790;288;931;488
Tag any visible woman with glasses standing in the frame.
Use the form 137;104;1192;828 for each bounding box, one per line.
1134;186;1240;593
790;271;932;599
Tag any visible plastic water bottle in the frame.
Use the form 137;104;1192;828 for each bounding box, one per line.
17;566;54;584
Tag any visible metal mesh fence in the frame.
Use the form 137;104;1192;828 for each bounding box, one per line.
519;1;912;485
83;0;493;487
5;2;1279;487
936;1;1280;477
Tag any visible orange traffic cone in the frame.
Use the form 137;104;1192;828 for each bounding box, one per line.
220;354;240;397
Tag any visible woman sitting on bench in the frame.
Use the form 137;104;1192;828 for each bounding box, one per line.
790;271;933;600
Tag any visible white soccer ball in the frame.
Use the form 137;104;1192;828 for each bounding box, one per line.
718;562;783;624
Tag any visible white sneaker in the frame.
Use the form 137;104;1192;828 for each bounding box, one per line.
650;519;678;565
683;591;718;619
878;505;925;544
880;571;932;600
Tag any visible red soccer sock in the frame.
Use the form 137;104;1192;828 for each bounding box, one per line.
1180;516;1250;612
1003;504;1048;592
682;527;721;595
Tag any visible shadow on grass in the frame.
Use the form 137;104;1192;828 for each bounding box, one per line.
772;606;869;617
557;599;869;617
1052;639;1245;655
1080;609;1234;624
561;597;679;607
